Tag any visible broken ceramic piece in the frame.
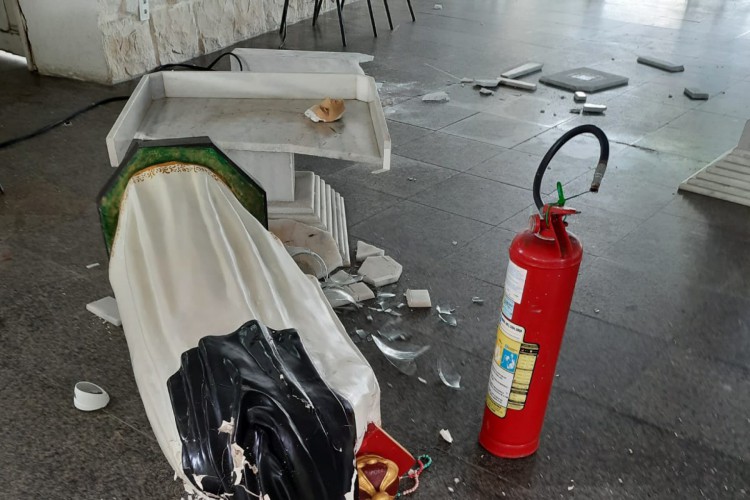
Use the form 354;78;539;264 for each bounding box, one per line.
573;91;587;103
304;97;346;122
439;429;454;444
344;282;376;302
438;313;457;327
358;256;403;287
637;55;684;73
356;240;386;262
379;330;411;342
422;91;450;103
500;62;543;79
460;77;474;83
86;296;122;326
406;289;432;308
582;103;607;114
474;79;501;88
498;77;536;91
540;67;628;93
684;87;709;100
479;88;495;96
471;297;484;305
272;219;343;277
287;246;328;278
436;305;455;314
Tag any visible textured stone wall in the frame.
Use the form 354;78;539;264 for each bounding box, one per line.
98;0;333;83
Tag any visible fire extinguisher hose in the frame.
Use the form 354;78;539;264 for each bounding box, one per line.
532;124;609;212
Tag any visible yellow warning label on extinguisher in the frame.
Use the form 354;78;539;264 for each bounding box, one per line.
486;316;539;418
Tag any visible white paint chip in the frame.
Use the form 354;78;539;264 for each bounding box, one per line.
439;428;454;443
406;289;432;308
433;3;443;9
358;256;403;287
356;240;385;262
86;296;122;326
418;377;427;384
86;262;100;269
448;486;455;492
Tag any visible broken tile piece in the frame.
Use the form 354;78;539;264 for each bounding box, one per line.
440;428;454;443
422;91;450;103
637;55;684;73
406;289;432;308
582;103;607;114
574;91;587;103
86;296;121;326
433;3;442;9
684;87;709;100
500;62;543;79
358;256;403;287
460;77;474;83
344;281;376;302
540;67;628;93
474;79;501;88
356;240;386;262
479;88;495;96
498;77;537;91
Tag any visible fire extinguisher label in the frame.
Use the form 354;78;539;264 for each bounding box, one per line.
504;260;527;305
486;316;540;418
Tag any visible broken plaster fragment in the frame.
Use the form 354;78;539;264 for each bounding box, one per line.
472;297;484;305
358;255;403;287
460;77;474;83
574;91;587;103
440;428;454;443
406;289;432;308
582;103;606;114
86;262;100;269
433;3;442;9
356;240;385;262
684;87;709;100
344;281;376;302
418;377;427;384
448;486;455;493
474;79;501;88
422;91;450;103
439;313;458;327
86;296;122;326
479;88;495;96
499;77;537;91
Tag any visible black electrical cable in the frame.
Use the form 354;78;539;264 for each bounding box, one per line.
0;52;244;153
532;124;609;212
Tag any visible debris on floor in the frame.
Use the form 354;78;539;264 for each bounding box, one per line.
73;381;110;411
500;62;543;79
356;240;385;262
86;296;122;326
324;287;360;309
582;103;607;114
540;67;628;92
637;55;684;73
460;77;474;83
344;281;376;302
86;262;100;269
287;246;330;279
474;79;501;88
418;377;427;384
433;3;443;9
358;255;403;287
406;289;432;308
438;358;462;389
498;77;537;91
479;88;495;96
304;97;346;122
372;332;430;375
275;220;343;276
471;296;484;305
438;308;458;327
439;429;454;443
684;87;709;100
422;91;450;103
574;91;587;103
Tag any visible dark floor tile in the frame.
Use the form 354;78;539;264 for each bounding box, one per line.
384;97;478;130
571;257;703;341
444;226;518;286
324;179;401;225
468;147;593;194
410;174;531;225
328;154;458;199
0;361;181;500
294;154;357;177
349;200;493;269
441;113;550;148
386;119;433;147
663;191;750;238
395;131;505;172
513;125;628;159
606;146;707;188
616;347;750;462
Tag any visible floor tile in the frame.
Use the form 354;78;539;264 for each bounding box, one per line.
384;97;478;130
395;131;505;172
441;113;550;148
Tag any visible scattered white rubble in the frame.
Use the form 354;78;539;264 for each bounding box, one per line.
358;256;403;287
85;262;100;269
439;428;454;443
406;289;432;308
86;296;122;326
422;91;450;103
479;88;495;96
356;240;385;262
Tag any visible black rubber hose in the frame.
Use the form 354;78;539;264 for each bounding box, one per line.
532;124;609;212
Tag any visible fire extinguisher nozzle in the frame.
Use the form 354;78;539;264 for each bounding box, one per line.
590;161;608;192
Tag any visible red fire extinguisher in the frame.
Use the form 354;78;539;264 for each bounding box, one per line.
478;124;609;458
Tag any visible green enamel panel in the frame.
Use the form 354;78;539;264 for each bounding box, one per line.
98;140;268;254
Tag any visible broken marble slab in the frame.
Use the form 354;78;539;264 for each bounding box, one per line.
358;256;403;287
406;289;432;308
637;55;684;73
684;87;709;100
422;91;450;103
479;88;495;96
500;62;543;80
574;91;587;103
344;281;376;302
86;296;122;326
499;77;537;91
582;103;607;114
356;240;385;262
474;79;501;88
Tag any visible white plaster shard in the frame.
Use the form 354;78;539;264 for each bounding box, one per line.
406;289;432;308
86;296;122;326
357;256;403;287
479;88;494;96
356;241;385;262
439;428;454;443
218;418;235;434
344;282;376;302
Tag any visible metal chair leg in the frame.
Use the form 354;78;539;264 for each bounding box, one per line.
312;0;323;25
382;0;393;30
366;0;378;36
335;0;347;46
406;0;415;22
279;0;290;41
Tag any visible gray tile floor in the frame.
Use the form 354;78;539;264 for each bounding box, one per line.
2;0;750;498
